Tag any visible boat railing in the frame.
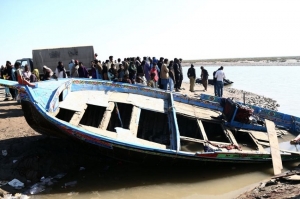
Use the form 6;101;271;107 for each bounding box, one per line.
200;93;300;134
168;93;180;152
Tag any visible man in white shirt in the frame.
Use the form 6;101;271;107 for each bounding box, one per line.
214;66;226;97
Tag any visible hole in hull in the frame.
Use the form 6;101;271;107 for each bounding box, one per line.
235;130;259;150
137;109;170;145
80;105;106;128
107;103;133;131
180;140;204;153
56;108;76;122
202;121;229;143
176;114;202;139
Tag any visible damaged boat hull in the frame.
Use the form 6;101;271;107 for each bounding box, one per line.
1;79;300;165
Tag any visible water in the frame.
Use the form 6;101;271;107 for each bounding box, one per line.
182;65;300;116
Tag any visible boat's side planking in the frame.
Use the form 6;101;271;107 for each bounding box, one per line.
2;78;299;163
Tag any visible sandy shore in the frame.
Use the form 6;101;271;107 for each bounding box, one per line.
0;82;285;198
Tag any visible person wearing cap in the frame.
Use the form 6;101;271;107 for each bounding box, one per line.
214;66;226;97
200;66;209;91
187;64;196;92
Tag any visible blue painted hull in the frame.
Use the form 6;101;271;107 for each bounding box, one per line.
1;78;300;164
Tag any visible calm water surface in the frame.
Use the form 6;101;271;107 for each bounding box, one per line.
29;66;300;199
183;66;300;116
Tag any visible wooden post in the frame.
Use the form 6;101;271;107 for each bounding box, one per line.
129;106;141;136
243;92;245;104
265;119;283;175
69;104;88;126
99;102;115;130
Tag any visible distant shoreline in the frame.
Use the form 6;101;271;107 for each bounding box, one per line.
181;61;300;66
181;58;300;66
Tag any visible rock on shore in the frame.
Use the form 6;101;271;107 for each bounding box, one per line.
180;82;279;111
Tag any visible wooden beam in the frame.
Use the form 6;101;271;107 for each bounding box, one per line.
248;134;266;152
197;120;208;141
266;119;283;175
129;106;140;137
180;136;206;144
69;104;88;126
225;128;239;146
99;102;115;130
180;136;231;146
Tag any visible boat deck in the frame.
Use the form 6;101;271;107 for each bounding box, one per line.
59;90;168;113
55;88;298;154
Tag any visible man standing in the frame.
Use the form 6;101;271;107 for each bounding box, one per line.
4;61;16;100
157;57;164;89
213;67;221;96
143;57;151;83
116;58;122;70
200;66;209;91
68;59;75;77
187;64;196;92
78;62;89;78
94;53;98;60
160;59;169;90
94;60;103;79
178;58;183;89
173;58;181;92
214;66;226;97
108;56;114;68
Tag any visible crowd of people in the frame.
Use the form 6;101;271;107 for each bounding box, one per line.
0;61;39;101
64;54;186;92
0;53;226;101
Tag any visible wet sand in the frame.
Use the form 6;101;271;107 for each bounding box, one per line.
0;83;292;198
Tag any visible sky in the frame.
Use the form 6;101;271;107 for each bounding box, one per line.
1;0;300;65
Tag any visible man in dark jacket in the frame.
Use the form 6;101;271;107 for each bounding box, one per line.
187;64;196;92
173;58;182;92
178;58;183;89
201;66;209;91
157;57;164;89
4;61;16;100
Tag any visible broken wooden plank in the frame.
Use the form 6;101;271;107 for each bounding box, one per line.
69;104;88;126
251;131;269;142
99;102;115;130
248;133;265;152
225;128;239;146
266;119;283;175
285;175;300;181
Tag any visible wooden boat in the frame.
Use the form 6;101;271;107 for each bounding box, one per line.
1;78;300;166
196;78;234;86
